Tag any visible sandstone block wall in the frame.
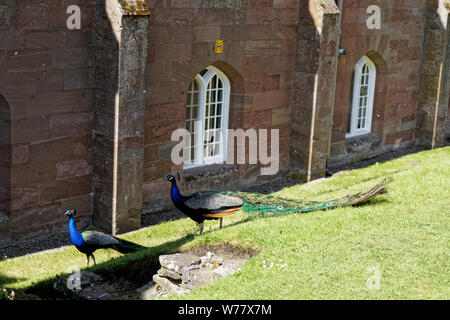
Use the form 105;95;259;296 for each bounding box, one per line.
330;0;428;165
142;0;297;212
0;0;449;242
0;0;96;240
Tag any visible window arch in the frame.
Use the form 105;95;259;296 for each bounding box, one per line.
347;55;376;137
184;66;231;168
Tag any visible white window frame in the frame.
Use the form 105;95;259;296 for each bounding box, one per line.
183;66;231;169
346;55;376;138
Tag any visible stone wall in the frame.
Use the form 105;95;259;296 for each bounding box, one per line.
93;0;150;235
415;0;450;148
142;0;298;213
330;0;428;165
0;94;10;216
1;0;449;242
0;0;96;240
289;0;340;181
447;98;450;139
0;93;11;244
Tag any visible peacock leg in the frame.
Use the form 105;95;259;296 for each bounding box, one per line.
198;222;204;235
86;255;90;267
220;218;223;229
91;254;96;266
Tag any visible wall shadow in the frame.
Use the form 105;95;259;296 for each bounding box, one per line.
0;93;11;245
415;0;449;148
23;232;197;298
0;94;10;218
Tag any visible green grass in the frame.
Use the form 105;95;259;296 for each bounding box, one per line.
1;147;449;299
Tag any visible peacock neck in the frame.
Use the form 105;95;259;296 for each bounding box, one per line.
68;217;85;247
171;181;186;204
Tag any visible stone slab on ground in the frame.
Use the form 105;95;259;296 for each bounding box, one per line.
152;274;189;296
213;259;246;279
49;250;250;300
142;251;248;299
157;267;182;280
159;253;201;274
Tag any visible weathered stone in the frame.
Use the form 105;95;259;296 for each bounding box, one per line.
159;253;201;274
56;159;92;178
93;1;149;235
136;281;168;299
152;274;189;296
188;268;216;288
0;6;9;26
79;282;117;300
157;267;181;280
181;264;201;284
117;0;151;16
415;0;450;148
289;0;340;181
149;252;248;295
200;252;225;269
11;144;29;165
213;259;246;279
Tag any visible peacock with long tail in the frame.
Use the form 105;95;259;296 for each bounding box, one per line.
65;209;146;267
166;174;392;233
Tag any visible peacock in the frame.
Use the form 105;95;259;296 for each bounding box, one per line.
65;209;146;267
166;173;392;233
165;174;243;234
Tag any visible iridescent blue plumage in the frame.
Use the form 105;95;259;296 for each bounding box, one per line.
68;216;85;248
65;209;146;267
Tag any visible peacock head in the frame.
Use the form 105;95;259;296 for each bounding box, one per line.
65;209;77;218
165;173;180;184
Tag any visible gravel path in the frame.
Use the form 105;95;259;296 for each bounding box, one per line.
0;233;71;260
0;144;434;260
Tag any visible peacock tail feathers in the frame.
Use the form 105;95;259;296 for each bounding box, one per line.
221;177;392;216
112;238;147;254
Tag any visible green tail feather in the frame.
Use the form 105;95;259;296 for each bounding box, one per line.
222;177;392;216
112;238;147;254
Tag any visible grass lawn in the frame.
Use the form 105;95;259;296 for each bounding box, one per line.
0;147;449;299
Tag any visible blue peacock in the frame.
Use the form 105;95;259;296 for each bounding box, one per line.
165;174;244;234
166;174;392;233
65;209;146;267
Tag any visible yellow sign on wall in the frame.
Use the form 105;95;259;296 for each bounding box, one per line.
215;40;224;54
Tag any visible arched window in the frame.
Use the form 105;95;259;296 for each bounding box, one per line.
347;55;376;137
184;66;230;168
